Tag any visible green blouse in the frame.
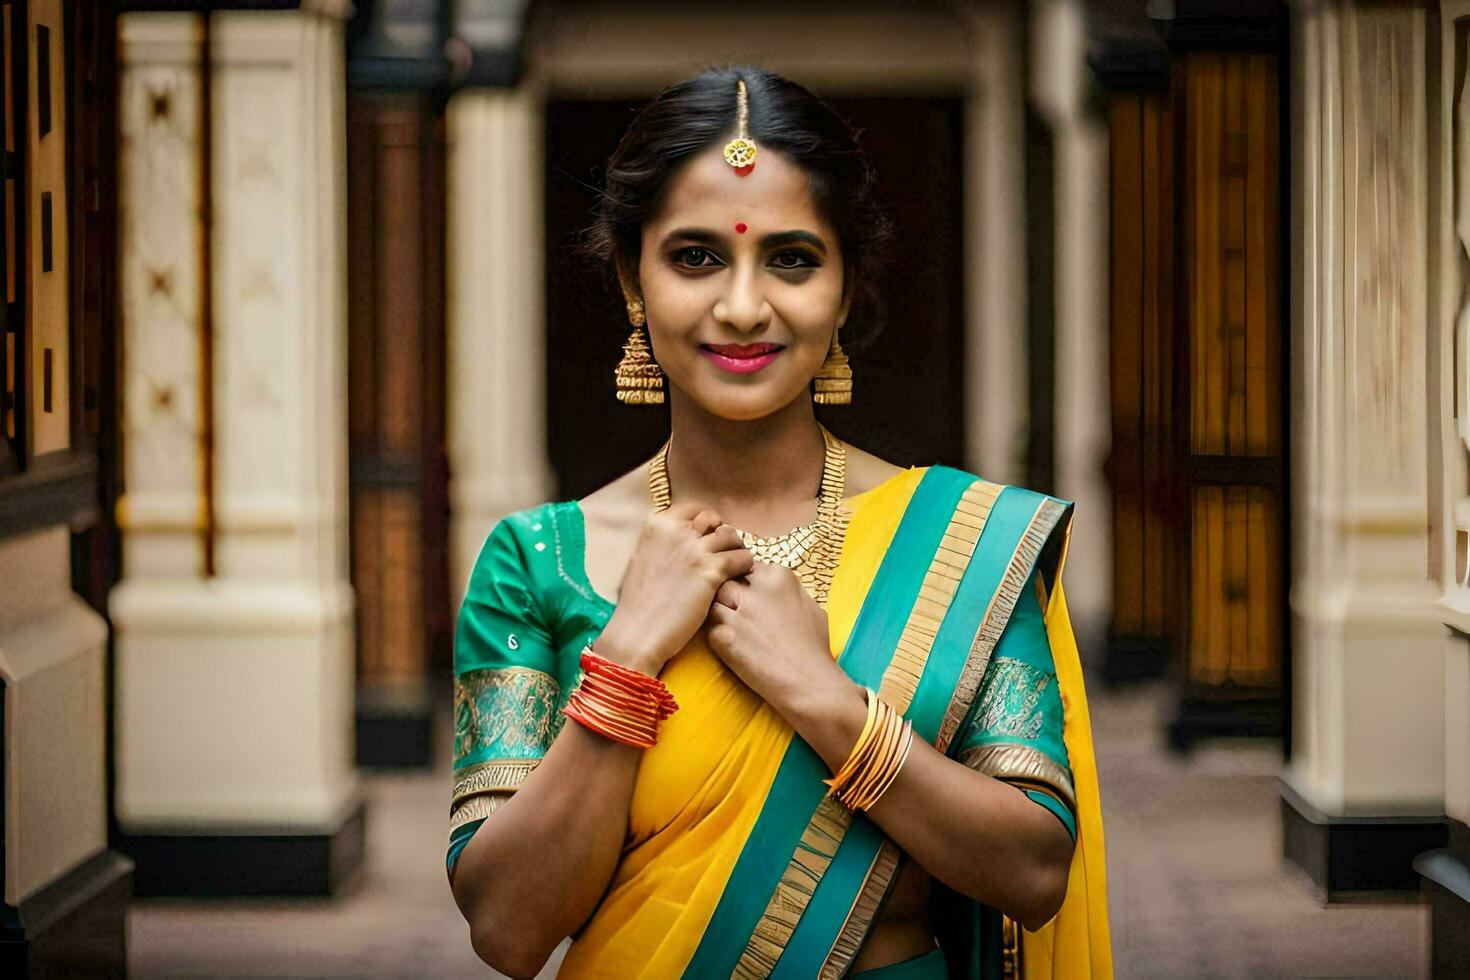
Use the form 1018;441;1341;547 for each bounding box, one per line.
449;499;1077;876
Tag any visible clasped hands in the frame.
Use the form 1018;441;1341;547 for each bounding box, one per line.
700;523;848;717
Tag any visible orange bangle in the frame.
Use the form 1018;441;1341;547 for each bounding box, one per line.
561;644;680;749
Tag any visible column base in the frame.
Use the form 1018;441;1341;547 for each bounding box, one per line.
1282;781;1446;899
0;850;132;978
356;683;435;768
1101;630;1170;686
1415;818;1470;978
120;798;366;897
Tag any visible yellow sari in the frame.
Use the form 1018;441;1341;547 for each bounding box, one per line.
449;465;1111;978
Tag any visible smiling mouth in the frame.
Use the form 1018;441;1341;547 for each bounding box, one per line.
700;343;785;357
698;343;785;375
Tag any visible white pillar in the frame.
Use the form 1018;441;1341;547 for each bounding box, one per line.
1284;1;1444;819
112;3;359;855
963;1;1028;486
447;86;555;600
0;526;110;907
1030;0;1113;657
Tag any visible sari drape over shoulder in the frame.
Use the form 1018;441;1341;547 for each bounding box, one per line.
448;465;1111;979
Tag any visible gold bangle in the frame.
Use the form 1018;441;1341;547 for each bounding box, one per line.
851;718;914;811
843;700;903;810
824;686;881;797
839;698;893;807
824;689;916;812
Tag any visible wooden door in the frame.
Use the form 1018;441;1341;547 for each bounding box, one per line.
1173;51;1286;745
1108;85;1185;685
1107;49;1287;747
346;91;450;767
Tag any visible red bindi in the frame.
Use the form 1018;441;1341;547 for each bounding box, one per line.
735;222;748;234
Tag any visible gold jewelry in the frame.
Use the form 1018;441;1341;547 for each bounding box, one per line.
723;78;758;171
647;422;847;604
823;689;914;812
813;328;853;405
615;324;665;405
626;296;646;327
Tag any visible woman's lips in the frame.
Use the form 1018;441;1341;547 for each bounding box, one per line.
699;343;784;375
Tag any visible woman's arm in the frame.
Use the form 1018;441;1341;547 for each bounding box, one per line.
450;504;754;976
785;683;1074;932
704;558;1076;934
449;630;657;978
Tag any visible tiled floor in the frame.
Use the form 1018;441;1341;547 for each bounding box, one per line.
128;682;1428;979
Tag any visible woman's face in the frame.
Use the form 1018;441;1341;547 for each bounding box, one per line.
633;143;850;421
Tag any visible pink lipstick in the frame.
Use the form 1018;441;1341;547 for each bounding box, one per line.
699;342;784;375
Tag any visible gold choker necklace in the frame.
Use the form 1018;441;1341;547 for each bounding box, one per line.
647;424;849;604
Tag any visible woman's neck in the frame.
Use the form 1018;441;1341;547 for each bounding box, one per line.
662;389;828;516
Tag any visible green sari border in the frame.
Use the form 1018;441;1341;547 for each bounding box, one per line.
781;485;1052;977
686;465;977;979
814;492;1074;978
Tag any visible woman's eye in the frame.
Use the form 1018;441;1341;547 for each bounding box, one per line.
674;247;720;268
771;250;818;270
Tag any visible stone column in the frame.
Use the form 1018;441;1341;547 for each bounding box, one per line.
1030;0;1113;656
1282;0;1447;897
963;1;1028;487
446;85;555;601
111;3;363;894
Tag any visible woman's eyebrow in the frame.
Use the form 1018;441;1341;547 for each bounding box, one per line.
759;230;827;255
663;227;724;247
661;227;828;256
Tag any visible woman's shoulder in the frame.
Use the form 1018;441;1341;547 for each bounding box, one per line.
839;440;910;498
925;463;1075;512
472;500;579;592
840;441;1072;512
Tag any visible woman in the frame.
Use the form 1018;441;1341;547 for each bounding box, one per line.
447;67;1111;979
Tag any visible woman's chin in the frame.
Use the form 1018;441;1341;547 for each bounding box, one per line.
689;384;805;422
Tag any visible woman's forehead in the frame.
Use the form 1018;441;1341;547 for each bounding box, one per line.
648;145;831;234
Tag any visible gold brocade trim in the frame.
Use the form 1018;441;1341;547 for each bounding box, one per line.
733;797;854;977
971;656;1052;740
449;790;511;831
960;742;1077;812
733;480;999;977
879;481;1002;714
1002;913;1023;978
452;759;541;807
820;840;902;979
453;666;563;765
936;498;1069;755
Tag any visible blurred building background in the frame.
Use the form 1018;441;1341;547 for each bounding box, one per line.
0;0;1465;976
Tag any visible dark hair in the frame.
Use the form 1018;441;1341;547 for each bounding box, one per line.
584;65;894;353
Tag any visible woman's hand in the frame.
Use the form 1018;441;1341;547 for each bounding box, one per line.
595;502;755;675
702;555;851;719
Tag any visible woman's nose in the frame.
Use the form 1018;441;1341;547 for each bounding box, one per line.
712;266;769;333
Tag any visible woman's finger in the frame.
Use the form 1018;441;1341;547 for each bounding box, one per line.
713;578;743;611
690;508;723;535
701;525;746;552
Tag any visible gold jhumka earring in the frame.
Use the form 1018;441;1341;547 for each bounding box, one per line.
615;297;665;405
813;328;853;405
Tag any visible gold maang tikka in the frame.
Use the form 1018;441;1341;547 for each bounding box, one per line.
723;78;757;172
